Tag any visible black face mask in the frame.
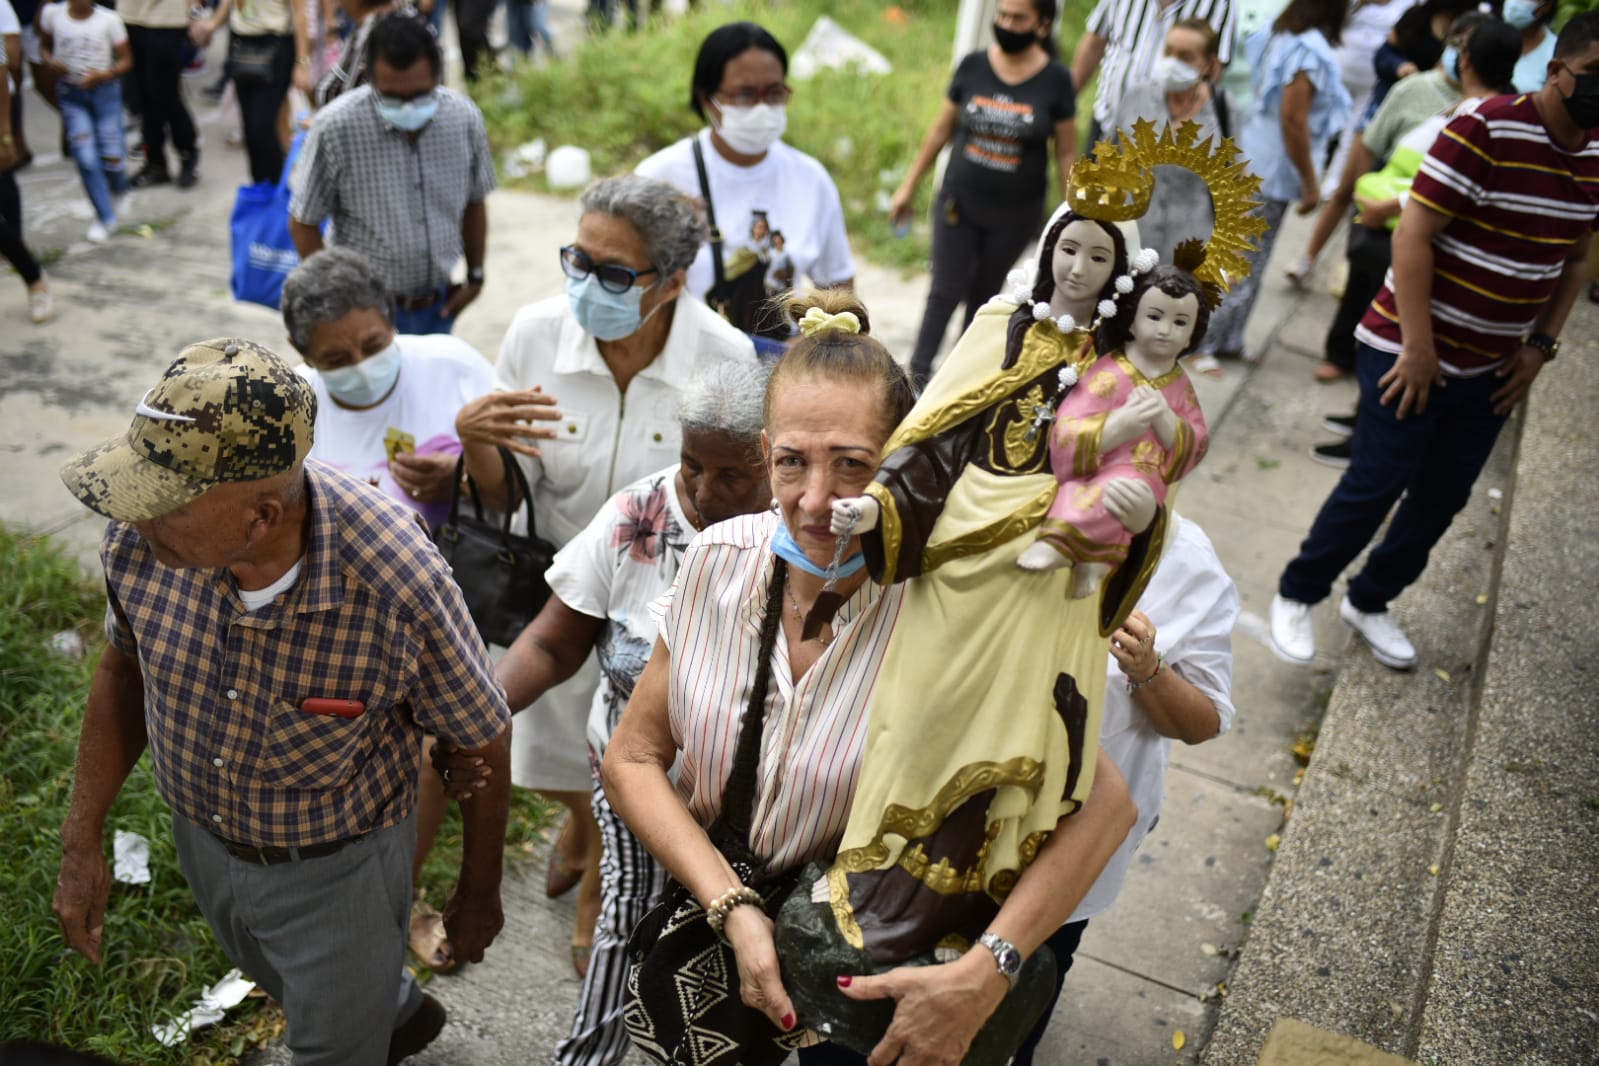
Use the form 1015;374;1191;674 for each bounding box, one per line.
1563;70;1599;131
993;22;1039;55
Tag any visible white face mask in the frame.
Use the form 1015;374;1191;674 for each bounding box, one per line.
1153;55;1203;93
713;103;788;156
320;341;402;407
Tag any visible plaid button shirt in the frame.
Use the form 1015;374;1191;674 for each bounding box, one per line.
102;461;509;847
289;86;497;297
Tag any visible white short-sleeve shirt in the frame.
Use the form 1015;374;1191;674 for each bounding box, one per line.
636;129;855;303
40;2;125;86
1070;515;1240;921
298;333;495;532
494;292;757;547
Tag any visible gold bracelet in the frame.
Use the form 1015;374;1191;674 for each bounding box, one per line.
704;885;763;943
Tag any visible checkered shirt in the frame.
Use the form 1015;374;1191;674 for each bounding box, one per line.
102;460;509;848
289;85;497;298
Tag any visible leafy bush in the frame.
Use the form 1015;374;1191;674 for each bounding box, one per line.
475;0;1096;271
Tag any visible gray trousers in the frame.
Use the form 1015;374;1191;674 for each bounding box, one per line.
171;812;424;1066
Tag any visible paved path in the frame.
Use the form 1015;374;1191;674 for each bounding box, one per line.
12;26;1587;1064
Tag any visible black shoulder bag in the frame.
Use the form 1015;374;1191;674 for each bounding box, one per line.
691;137;790;340
623;558;809;1065
431;447;558;647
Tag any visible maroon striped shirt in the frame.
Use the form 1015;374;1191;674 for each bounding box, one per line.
1357;93;1599;375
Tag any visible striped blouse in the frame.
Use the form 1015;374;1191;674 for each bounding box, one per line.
654;511;906;876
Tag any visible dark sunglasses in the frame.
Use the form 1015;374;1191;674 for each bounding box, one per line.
559;245;659;294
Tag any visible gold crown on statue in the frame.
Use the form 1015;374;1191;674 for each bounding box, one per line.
1071;119;1268;294
1067;147;1153;222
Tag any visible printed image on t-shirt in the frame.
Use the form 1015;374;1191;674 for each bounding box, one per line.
961;93;1039;174
42;4;125;84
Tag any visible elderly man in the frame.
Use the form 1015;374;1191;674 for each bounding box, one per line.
53;338;512;1064
290;13;495;335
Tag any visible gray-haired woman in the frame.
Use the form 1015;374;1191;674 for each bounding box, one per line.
453;172;758;976
282;247;495;531
442;360;773;1064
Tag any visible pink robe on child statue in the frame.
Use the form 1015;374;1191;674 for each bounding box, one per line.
1040;351;1209;565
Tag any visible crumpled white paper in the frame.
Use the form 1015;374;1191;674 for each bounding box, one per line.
112;830;151;885
791;16;893;80
151;969;257;1047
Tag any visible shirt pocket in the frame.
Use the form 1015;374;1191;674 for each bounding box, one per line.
257;698;374;791
539;409;592;494
638;418;679;460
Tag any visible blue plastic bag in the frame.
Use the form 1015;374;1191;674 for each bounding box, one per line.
230;131;310;310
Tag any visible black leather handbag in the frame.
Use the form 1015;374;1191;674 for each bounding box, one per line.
432;447;556;647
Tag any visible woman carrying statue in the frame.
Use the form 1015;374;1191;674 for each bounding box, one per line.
604;289;1139;1066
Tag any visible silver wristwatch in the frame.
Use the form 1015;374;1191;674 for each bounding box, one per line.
976;932;1023;990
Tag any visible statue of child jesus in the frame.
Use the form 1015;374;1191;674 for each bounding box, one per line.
1016;262;1213;596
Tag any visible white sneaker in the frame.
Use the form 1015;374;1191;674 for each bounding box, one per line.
86;220;110;243
28;284;53;324
1339;597;1417;670
1270;594;1316;664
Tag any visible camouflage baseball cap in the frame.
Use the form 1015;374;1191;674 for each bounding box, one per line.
60;338;317;522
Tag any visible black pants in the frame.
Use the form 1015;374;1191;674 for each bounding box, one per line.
231;33;294;184
128;24;199;169
1324;218;1392;372
908;190;1042;385
456;0;497;80
0;171;44;286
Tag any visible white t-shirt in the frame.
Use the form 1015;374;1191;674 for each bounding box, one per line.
297;333;495;532
1069;516;1241;922
545;465;696;755
238;559;304;612
495;292;756;547
636;129;855;303
40;3;126;86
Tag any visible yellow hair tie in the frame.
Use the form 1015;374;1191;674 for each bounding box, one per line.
798;307;862;337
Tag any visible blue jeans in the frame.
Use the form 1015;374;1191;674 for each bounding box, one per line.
60;80;130;225
392;293;455;335
506;0;556;55
1279;343;1510;612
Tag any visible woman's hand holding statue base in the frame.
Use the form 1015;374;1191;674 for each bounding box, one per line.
836;950;1009;1066
725;903;799;1034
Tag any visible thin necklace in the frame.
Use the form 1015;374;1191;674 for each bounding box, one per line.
785;574;831;646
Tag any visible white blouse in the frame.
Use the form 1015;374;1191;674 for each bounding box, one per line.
653;511;906;875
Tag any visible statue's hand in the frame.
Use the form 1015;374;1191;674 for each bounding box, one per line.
830;496;880;536
1103;477;1157;534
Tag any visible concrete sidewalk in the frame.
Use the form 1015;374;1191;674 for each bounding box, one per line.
9;32;1590;1064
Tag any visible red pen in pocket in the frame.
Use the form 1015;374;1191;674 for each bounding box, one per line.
299;697;366;719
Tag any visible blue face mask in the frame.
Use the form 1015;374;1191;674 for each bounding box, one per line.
1440;44;1461;81
1502;0;1542;29
566;273;666;342
320;342;402;407
770;516;867;580
376;92;439;132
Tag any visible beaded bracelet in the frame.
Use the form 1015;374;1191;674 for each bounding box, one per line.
705;885;764;942
1127;653;1164;692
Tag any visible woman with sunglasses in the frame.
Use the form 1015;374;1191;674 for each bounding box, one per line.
452;173;756;974
636;21;854;352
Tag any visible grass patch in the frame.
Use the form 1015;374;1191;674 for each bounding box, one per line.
0;524;553;1059
474;0;1094;272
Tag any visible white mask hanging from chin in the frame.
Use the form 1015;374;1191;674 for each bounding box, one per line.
714;103;788;156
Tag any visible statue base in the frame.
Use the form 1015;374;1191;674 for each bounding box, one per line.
774;861;1057;1062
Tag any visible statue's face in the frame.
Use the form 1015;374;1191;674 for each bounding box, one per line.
1129;287;1200;363
1051;220;1117;307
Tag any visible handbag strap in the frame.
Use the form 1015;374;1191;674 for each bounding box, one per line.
496;446;541;540
708;556;789;865
444;453;486;524
691;136;729;298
